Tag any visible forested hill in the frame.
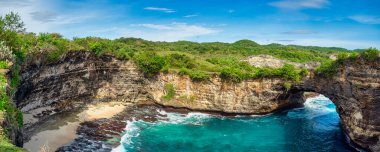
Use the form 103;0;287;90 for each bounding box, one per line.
0;12;378;84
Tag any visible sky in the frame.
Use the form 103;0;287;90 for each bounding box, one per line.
0;0;379;49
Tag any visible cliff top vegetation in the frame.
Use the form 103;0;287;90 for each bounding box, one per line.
0;12;379;82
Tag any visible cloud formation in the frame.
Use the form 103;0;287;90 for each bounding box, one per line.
144;7;175;13
30;11;58;22
349;15;380;24
118;22;219;41
270;0;329;10
0;0;31;7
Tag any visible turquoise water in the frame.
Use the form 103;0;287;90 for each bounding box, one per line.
113;95;354;152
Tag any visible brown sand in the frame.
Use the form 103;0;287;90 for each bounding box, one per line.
23;102;127;152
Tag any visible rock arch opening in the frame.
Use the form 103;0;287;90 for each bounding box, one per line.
287;57;380;152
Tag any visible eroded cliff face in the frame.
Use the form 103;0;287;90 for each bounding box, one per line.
14;51;380;151
15;51;150;113
292;57;380;151
16;51;302;116
150;74;303;114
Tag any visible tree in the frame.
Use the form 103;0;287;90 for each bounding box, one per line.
134;52;166;77
0;12;25;52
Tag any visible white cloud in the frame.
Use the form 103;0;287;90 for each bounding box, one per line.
132;24;174;30
133;22;219;41
29;11;58;22
91;23;220;41
144;7;175;13
0;0;106;34
0;0;56;33
0;0;31;7
349;15;380;24
269;0;329;10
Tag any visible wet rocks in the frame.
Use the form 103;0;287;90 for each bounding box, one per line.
57;105;161;151
56;137;112;152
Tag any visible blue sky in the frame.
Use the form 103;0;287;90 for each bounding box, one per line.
0;0;379;49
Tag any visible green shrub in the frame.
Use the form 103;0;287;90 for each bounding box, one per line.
188;70;210;81
220;67;251;82
133;52;166;77
165;53;196;69
361;48;379;61
89;41;109;56
9;65;20;88
163;83;175;101
0;61;8;69
178;67;190;75
114;48;133;60
0;91;9;111
254;67;277;78
336;52;349;63
161;65;170;74
299;68;309;78
277;64;300;81
45;48;62;61
0;74;6;85
283;81;292;92
348;52;360;60
315;60;338;77
178;68;210;81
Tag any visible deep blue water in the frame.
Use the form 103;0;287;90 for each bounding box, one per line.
113;95;354;152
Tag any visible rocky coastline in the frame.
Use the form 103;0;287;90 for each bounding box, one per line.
13;51;380;151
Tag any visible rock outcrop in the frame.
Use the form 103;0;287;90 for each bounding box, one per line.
150;74;303;114
244;55;320;69
292;57;380;151
15;51;150;113
14;51;380;151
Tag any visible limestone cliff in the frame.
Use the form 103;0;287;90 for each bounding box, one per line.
16;51;301;115
14;51;380;151
292;57;380;151
150;74;303;114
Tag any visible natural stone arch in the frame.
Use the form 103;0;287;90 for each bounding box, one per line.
290;57;380;151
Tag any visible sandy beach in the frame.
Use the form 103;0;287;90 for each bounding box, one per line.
23;102;127;152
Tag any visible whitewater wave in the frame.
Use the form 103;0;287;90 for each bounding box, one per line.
304;95;335;112
111;118;141;152
112;111;213;151
287;95;336;119
156;109;212;125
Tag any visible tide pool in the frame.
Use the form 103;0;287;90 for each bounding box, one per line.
113;95;354;152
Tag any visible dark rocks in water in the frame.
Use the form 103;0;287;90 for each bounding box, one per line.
57;105;161;151
78;119;126;141
56;137;112;152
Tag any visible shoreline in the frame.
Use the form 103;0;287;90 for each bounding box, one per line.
24;99;363;152
23;102;127;152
